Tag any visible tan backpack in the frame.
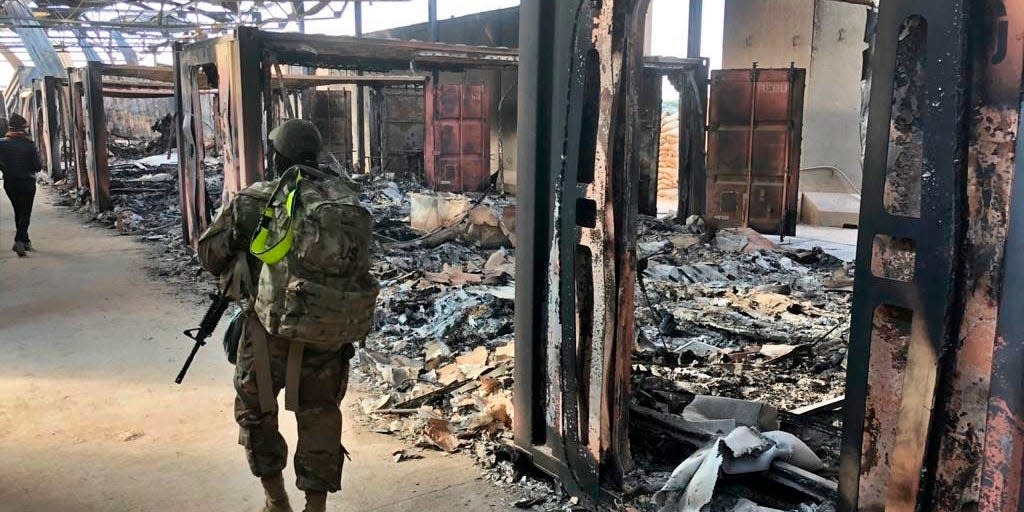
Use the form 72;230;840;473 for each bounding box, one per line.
250;165;379;347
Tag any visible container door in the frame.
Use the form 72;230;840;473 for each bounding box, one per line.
426;83;490;192
706;67;805;235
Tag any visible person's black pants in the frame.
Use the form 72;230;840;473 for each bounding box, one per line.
4;178;35;243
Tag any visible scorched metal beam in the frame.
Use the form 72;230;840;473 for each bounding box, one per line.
80;62;111;212
37;75;63;181
514;0;649;506
841;0;1024;510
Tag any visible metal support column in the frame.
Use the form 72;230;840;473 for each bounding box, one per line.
678;0;707;220
81;61;110;212
840;1;967;508
67;68;89;192
687;0;703;58
428;0;439;42
428;0;440;103
841;0;1024;510
637;67;663;216
172;41;191;245
514;0;648;506
673;61;708;220
58;73;76;185
39;75;62;181
30;81;43;163
232;27;266;189
355;3;367;173
931;1;1024;509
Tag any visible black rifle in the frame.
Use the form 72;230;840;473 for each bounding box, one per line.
175;290;232;384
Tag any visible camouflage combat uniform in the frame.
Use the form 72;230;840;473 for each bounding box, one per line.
234;318;353;491
197;179;354;493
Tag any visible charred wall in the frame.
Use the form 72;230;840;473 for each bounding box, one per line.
103;96;174;140
102;94;217;150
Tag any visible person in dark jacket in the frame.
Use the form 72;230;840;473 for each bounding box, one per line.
0;113;42;256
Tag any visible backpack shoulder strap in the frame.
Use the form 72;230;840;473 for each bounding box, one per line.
249;167;302;265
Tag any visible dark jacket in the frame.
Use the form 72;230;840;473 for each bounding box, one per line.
0;134;42;181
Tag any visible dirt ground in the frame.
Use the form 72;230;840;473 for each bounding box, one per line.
0;188;520;512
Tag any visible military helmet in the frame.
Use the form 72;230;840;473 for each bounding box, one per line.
268;119;323;162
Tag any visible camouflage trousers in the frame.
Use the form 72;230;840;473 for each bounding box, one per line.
234;316;355;492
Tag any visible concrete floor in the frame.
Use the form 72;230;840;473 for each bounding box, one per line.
656;197;859;262
767;225;859;262
0;188;518;512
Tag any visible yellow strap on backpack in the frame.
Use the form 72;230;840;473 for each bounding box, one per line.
250;169;303;265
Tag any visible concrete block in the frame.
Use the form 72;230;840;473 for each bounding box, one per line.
409;192;471;233
801;192;860;228
409;192;514;249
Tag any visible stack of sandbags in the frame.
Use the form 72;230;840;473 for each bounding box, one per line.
658;113;680;202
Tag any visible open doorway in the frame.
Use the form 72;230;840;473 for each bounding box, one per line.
513;0;872;509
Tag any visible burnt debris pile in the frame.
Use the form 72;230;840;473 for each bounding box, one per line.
633;217;851;412
626;216;851;512
351;180;852;511
53;152;225;294
107;113;177;161
352;178;520;471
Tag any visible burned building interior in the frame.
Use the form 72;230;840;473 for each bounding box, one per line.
0;0;1021;511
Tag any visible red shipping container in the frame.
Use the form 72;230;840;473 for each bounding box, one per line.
425;82;491;192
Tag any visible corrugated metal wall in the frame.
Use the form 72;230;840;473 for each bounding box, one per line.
706;67;805;235
103;94;216;148
425;83;490;192
370;86;424;177
103;96;174;139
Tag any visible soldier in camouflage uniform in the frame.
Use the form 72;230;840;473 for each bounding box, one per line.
197;120;357;512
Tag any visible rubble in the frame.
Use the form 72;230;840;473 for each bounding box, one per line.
633;215;850;411
349;185;851;510
53;150;225;300
625;215;850;511
351;178;851;510
107;113;177;160
652;424;827;512
351;179;519;458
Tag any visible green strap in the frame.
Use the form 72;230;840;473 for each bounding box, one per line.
250;169;303;265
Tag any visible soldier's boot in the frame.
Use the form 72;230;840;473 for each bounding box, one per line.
303;491;327;512
11;241;25;257
260;474;293;512
24;241;33;252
